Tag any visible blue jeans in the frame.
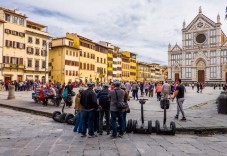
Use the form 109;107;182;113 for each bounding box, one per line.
73;110;83;133
122;112;127;132
82;110;95;136
132;90;138;100
111;111;123;137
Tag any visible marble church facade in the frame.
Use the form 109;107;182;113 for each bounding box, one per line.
168;7;227;84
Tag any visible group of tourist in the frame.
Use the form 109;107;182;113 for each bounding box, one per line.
73;78;188;139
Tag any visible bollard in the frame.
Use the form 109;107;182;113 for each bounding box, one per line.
8;85;15;100
217;94;227;114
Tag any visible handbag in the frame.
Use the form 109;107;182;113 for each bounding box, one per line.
114;89;128;109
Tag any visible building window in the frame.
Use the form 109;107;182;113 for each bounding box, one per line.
210;58;216;65
87;53;90;58
42;61;46;68
185;40;192;47
35;49;40;55
69;41;73;46
12;31;18;36
35;38;40;45
210;67;216;78
28;37;33;43
87;64;90;70
185;33;191;40
80;51;82;56
27;47;34;54
35;60;39;68
19;18;24;25
84;52;86;57
185;68;192;78
210;30;216;37
185;60;191;66
5;40;12;47
97;57;99;63
185;53;192;59
73;52;75;56
221;50;227;63
66;70;68;75
101;58;103;63
83;63;86;70
42;40;47;46
210;37;216;44
3;56;9;64
27;59;32;67
70;51;72;56
12;16;18;24
11;57;17;64
66;50;68;55
5;14;11;22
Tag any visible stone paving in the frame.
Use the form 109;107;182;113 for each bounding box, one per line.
0;87;226;131
0;108;227;156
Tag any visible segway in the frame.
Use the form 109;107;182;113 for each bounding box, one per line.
52;95;74;123
129;99;152;134
155;97;176;135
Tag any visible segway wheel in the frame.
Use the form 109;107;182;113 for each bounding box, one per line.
155;120;160;134
170;121;176;136
65;113;74;125
126;119;133;133
147;120;152;134
52;111;61;122
132;120;138;133
59;113;67;123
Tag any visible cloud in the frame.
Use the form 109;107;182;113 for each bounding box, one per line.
1;0;227;65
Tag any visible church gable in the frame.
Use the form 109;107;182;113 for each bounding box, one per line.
186;15;216;32
171;44;182;52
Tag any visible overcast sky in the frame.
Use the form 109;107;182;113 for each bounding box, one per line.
1;0;227;65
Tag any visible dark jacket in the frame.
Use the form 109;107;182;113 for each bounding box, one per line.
65;84;73;94
97;89;109;98
80;88;97;110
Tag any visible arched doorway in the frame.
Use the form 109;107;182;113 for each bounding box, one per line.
196;59;206;83
174;66;180;81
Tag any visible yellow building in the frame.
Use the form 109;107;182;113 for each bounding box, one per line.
121;52;130;81
136;62;151;82
121;51;137;81
0;7;50;82
66;33;108;83
95;43;108;83
49;37;80;83
98;41;114;82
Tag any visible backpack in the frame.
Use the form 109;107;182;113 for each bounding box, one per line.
99;94;110;110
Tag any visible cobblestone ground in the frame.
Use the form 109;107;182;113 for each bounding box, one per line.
0;108;227;156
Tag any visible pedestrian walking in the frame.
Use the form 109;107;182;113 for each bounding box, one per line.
200;83;203;93
140;82;144;96
144;82;150;96
172;79;186;121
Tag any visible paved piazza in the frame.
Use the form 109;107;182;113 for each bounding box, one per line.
0;107;227;156
0;87;226;129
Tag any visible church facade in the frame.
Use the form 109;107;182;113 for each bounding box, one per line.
168;7;227;84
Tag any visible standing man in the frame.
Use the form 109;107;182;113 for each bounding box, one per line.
131;81;139;100
196;82;200;93
172;79;186;121
97;83;110;135
125;81;131;93
109;81;124;138
162;81;170;98
80;82;98;138
148;83;154;97
140;82;144;96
